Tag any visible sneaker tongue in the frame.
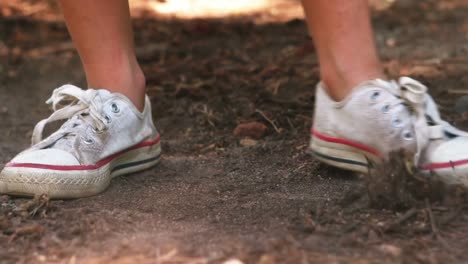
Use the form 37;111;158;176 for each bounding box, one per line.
52;135;75;153
94;89;113;101
357;79;399;92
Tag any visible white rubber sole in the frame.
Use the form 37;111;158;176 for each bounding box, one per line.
420;161;468;186
0;140;161;199
309;130;381;174
310;130;468;186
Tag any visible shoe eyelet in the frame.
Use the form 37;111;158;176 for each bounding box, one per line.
402;130;414;141
92;127;103;134
381;104;390;113
370;91;381;101
83;138;94;145
105;115;112;124
110;103;120;114
392;117;403;128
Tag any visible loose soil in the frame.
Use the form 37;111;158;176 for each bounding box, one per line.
3;0;468;263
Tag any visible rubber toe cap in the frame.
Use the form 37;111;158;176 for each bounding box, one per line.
429;137;468;165
9;149;80;166
425;137;468;184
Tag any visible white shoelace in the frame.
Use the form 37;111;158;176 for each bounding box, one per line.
393;77;435;165
379;77;468;165
32;85;110;145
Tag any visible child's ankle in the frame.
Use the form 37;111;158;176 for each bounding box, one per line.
86;58;147;111
321;68;385;101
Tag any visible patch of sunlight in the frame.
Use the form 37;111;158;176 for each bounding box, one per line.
151;0;270;17
130;0;304;21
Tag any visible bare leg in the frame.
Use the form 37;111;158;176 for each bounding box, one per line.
302;0;384;101
59;0;145;110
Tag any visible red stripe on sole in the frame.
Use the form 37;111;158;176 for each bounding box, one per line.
311;129;381;158
6;135;161;171
312;129;468;171
421;159;468;171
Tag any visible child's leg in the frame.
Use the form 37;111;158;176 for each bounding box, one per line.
0;0;159;198
302;0;468;181
59;0;145;111
301;0;384;100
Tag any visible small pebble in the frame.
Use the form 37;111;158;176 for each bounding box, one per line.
377;244;402;257
240;138;258;147
234;121;268;139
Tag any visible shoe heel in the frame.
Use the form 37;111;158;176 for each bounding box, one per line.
111;141;162;178
310;135;371;174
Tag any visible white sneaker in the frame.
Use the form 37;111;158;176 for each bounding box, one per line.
309;77;468;186
0;85;161;198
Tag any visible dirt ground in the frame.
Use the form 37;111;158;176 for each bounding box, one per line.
3;0;468;263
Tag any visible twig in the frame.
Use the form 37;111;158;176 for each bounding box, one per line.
448;89;468;95
286;117;295;130
255;109;281;134
267;79;282;96
156;248;178;263
383;208;418;233
192;104;219;127
425;199;450;250
425;199;439;236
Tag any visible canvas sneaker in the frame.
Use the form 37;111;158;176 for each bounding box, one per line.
0;85;161;198
309;77;468;186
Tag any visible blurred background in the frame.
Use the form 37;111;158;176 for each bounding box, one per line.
1;0;305;21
